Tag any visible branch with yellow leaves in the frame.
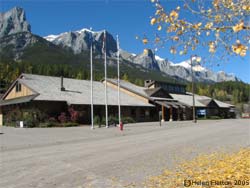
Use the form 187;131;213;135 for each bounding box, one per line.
143;0;250;57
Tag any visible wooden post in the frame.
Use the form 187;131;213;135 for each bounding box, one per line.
169;106;173;121
161;105;165;122
177;107;180;121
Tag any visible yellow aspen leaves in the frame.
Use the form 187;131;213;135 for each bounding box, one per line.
196;56;201;62
215;31;220;38
142;37;149;44
213;0;219;8
150;17;157;25
194;38;199;44
155;37;160;43
205;22;213;29
147;0;249;57
233;21;244;32
179;49;187;55
177;30;183;36
232;41;248;56
172;36;179;41
170;47;177;54
155;9;161;15
145;148;250;188
170;10;179;20
215;15;222;23
167;25;178;33
192;22;202;30
242;5;250;11
143;49;149;55
209;41;216;53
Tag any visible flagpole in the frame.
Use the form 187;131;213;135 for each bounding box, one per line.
104;30;108;128
117;35;121;126
90;28;94;129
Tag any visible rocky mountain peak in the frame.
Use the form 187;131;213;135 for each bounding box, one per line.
0;7;31;38
133;49;160;70
44;29;117;55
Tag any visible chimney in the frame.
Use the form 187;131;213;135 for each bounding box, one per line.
60;76;65;91
144;80;153;88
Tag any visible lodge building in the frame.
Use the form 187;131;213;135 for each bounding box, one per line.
0;74;235;126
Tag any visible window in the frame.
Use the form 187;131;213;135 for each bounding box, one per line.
15;83;22;92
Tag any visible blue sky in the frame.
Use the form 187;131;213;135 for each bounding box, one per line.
1;0;249;83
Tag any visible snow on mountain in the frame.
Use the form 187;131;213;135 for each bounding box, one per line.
44;34;59;42
43;28;237;83
131;49;237;82
192;65;207;72
174;60;207;72
173;61;191;69
155;55;164;61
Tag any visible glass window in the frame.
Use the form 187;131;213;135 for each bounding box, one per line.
15;83;22;92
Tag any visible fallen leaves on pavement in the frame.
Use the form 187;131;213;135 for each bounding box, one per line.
144;148;250;188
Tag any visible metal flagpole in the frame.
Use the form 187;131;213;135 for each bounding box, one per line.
117;35;121;126
104;30;108;128
191;55;197;123
90;28;94;129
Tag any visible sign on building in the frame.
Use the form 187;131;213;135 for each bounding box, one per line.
197;109;206;116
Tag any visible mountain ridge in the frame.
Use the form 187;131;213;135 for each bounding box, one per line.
44;29;237;83
0;6;238;84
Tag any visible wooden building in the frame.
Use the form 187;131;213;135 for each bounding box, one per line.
0;74;235;127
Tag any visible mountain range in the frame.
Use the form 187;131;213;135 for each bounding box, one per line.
0;7;238;83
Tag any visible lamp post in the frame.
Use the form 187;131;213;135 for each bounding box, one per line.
190;55;201;123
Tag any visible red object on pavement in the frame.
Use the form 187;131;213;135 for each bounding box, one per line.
120;122;123;131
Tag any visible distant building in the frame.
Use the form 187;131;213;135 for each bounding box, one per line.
106;79;235;121
144;80;186;94
0;74;235;127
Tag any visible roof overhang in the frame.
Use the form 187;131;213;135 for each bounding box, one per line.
0;94;38;106
155;100;187;109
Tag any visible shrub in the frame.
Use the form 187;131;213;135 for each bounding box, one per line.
23;112;38;128
99;116;135;126
108;115;119;125
5;107;22;127
93;116;101;127
68;107;80;123
122;117;136;124
58;112;67;123
61;122;79;127
48;117;57;123
41;117;58;127
4;107;47;127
